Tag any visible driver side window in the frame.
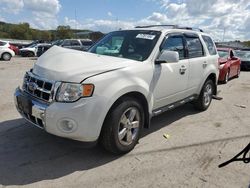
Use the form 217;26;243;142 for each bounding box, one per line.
161;35;185;60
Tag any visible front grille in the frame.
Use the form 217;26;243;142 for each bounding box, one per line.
22;72;54;102
23;112;44;128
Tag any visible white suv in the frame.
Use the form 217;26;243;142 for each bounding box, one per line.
0;40;15;61
14;25;219;154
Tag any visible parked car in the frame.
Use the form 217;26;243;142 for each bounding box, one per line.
235;50;250;70
20;40;47;49
9;44;19;55
217;48;241;83
0;40;15;61
36;44;52;57
19;43;50;57
55;39;93;51
14;25;219;154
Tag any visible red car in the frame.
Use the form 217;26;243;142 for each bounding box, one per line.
217;48;241;83
9;44;19;55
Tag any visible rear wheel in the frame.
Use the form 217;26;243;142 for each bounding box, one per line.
223;69;230;84
193;79;214;111
1;53;11;61
100;97;144;154
27;51;35;57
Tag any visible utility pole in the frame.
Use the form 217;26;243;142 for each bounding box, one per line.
75;8;77;38
222;27;226;42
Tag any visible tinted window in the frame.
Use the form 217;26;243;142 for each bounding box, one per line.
186;37;204;58
63;40;71;46
81;41;93;46
202;35;217;55
71;40;80;46
0;41;7;46
161;35;185;60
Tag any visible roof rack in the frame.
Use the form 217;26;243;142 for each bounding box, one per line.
177;26;203;32
135;25;177;29
135;25;203;32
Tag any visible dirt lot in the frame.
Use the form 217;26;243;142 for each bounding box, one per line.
0;57;249;188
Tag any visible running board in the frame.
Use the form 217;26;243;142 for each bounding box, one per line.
152;95;198;117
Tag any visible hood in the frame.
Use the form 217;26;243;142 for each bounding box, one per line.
20;47;35;51
218;57;227;64
33;46;138;82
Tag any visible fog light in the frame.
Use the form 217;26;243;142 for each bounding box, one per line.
57;118;77;133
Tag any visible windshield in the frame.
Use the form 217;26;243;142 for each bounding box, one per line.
52;40;64;46
28;43;37;48
89;30;161;61
218;50;228;58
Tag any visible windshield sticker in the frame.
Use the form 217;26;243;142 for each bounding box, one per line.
136;34;156;40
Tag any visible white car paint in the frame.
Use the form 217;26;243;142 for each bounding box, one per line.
14;27;219;143
0;40;15;60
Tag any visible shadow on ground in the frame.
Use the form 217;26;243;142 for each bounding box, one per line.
0;103;198;186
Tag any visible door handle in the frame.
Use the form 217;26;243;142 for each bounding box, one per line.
179;65;187;75
203;61;208;68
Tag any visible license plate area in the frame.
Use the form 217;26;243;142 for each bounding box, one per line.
16;95;33;114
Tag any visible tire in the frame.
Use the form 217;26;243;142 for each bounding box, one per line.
27;51;35;57
193;79;214;111
1;53;11;61
236;67;240;78
100;97;144;154
223;69;230;84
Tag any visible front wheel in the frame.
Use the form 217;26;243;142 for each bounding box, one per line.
236;67;240;78
193;79;214;111
100;97;144;154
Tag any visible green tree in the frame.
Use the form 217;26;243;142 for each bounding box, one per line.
9;23;31;39
56;25;73;39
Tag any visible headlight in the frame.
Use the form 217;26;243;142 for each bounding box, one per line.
56;83;94;102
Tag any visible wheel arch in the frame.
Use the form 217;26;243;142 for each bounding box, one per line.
1;52;12;60
103;91;150;130
200;72;217;95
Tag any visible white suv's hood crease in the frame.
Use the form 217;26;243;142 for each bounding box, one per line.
33;46;137;82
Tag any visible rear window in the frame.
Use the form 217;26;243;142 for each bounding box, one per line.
185;36;204;58
0;41;6;46
202;35;217;55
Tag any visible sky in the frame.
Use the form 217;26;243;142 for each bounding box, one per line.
0;0;250;41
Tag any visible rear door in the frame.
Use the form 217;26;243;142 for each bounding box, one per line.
153;33;189;109
185;33;208;95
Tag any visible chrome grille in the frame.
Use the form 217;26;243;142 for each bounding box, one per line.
22;72;55;102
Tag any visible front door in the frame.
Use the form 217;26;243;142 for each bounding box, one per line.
153;34;189;109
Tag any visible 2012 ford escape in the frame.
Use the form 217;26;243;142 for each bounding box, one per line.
14;25;219;154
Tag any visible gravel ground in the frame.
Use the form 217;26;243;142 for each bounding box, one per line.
0;57;249;188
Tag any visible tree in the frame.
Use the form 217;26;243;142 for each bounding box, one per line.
56;25;73;39
9;23;32;39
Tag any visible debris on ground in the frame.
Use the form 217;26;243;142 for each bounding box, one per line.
163;133;170;139
234;104;247;108
212;95;223;100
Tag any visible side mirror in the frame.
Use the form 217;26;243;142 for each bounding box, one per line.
155;50;179;64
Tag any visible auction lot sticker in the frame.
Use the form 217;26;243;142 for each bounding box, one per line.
136;34;156;40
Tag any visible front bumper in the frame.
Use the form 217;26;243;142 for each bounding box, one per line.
14;87;106;142
14;87;47;129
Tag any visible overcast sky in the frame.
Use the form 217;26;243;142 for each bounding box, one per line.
0;0;250;41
